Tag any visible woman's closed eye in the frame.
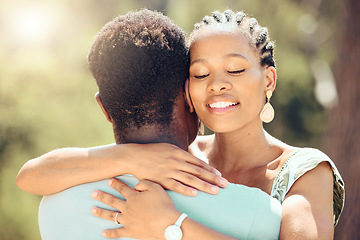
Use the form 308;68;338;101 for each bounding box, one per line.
228;69;245;75
194;73;210;79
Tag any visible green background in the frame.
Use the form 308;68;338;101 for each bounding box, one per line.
0;0;341;239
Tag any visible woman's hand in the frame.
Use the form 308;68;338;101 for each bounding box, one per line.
108;143;228;196
91;178;181;239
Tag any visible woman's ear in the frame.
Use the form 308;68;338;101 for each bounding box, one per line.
265;66;277;91
95;92;113;123
184;79;194;113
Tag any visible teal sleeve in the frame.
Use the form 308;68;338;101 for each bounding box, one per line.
247;190;282;240
168;183;281;240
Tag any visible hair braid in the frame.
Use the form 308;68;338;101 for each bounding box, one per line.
256;27;268;47
202;16;212;25
248;18;258;33
189;10;276;68
212;11;223;23
235;12;246;25
224;9;233;22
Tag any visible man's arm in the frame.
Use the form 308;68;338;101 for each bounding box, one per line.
17;143;227;196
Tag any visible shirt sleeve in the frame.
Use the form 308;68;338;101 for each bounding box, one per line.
247;190;282;240
270;148;345;226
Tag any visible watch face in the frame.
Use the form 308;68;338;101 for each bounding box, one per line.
165;225;182;240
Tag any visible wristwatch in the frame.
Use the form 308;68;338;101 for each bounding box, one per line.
164;213;188;240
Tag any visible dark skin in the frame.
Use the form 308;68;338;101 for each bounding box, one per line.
90;30;334;240
186;30;334;239
17;23;335;240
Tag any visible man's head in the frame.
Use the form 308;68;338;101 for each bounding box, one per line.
88;9;198;147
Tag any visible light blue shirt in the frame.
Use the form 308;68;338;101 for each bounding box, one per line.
39;175;281;240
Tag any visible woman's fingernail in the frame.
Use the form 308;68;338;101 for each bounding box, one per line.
214;169;222;176
211;186;219;193
102;231;108;237
191;189;198;196
91;207;97;214
108;179;113;185
91;191;98;198
220;178;228;187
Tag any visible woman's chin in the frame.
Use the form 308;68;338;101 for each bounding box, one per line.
203;124;235;134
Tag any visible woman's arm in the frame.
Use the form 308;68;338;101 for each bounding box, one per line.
280;162;334;240
16;143;227;196
91;179;239;240
17;144;122;195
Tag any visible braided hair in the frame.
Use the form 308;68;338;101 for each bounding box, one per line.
188;10;276;68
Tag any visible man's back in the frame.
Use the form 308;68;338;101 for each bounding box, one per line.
39;175;281;240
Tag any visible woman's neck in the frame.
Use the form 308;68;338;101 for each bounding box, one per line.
208;127;281;175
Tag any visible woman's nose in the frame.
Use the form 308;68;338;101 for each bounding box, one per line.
207;75;232;93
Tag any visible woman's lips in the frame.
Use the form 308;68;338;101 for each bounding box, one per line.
206;101;239;114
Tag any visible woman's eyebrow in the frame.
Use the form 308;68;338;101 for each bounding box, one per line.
224;53;249;61
190;53;248;66
190;58;207;66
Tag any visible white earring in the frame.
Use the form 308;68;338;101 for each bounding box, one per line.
260;90;275;123
199;121;205;135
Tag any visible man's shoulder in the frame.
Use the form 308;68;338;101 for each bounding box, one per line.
42;175;139;202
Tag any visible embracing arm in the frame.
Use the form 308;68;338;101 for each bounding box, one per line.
90;159;334;239
16;143;227;196
16;144;129;195
92;179;240;240
280;162;334;240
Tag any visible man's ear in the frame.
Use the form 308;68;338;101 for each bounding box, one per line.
184;79;194;113
95;92;113;123
264;66;277;91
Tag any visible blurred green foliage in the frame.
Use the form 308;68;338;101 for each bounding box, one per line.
0;0;339;239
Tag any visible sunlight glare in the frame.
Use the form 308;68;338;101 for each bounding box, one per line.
7;4;60;45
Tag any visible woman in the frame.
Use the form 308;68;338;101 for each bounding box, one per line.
17;10;344;239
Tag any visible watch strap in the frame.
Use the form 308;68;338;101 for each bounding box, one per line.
174;213;187;228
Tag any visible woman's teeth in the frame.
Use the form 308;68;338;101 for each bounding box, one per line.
209;102;238;109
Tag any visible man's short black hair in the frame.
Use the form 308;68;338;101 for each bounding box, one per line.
88;9;189;134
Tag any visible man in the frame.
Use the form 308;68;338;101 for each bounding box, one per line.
20;9;281;240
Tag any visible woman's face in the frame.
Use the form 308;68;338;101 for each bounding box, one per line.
188;31;274;133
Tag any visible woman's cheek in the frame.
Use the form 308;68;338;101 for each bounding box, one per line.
189;88;203;113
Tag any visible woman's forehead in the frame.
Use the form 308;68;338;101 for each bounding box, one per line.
190;31;251;54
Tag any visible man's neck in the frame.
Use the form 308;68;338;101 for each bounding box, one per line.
113;124;189;151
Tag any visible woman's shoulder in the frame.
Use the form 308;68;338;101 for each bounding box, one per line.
188;134;214;163
277;147;341;179
271;147;345;226
272;147;342;192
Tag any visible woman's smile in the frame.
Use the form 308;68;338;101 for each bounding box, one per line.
206;97;240;114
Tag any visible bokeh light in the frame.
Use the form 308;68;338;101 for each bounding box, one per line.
3;2;61;46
